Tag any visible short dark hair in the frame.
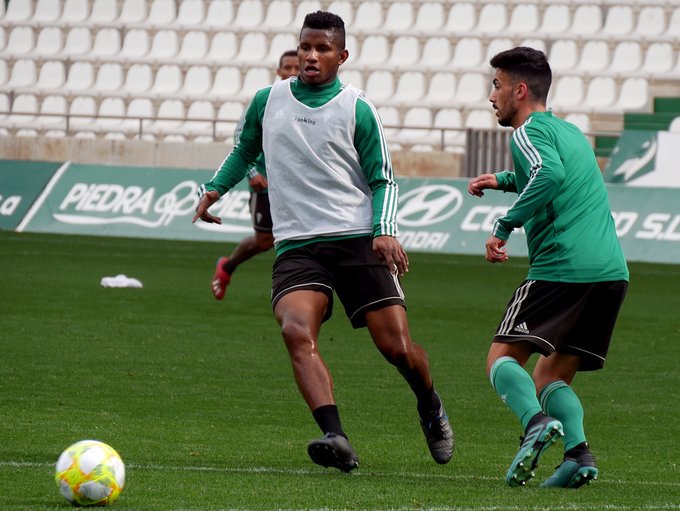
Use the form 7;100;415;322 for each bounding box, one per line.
490;47;552;103
301;10;346;49
278;49;297;68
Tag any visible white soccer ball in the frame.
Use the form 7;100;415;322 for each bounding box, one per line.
55;440;126;506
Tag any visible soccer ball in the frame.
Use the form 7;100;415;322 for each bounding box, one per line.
55;440;126;506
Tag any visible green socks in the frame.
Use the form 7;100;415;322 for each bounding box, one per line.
489;356;542;429
539;380;587;451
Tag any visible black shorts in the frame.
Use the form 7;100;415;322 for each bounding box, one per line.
250;192;272;232
271;236;406;328
494;279;628;371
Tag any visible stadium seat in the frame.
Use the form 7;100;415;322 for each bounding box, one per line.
485;39;514;63
120;29;150;59
327;0;353;25
519;39;545;54
152;99;184;133
610;42;642;74
89;0;118;22
36;60;66;90
414;2;445;31
465;109;494;129
233;0;264;27
577;41;609;73
119;0;147;23
564;113;591;134
356;36;389;67
455;73;487;105
91;28;121;57
176;0;206;26
549;39;578;71
204;0;234;26
124;98;154;136
539;4;570;34
147;0;176;26
267;33;297;65
602;5;633;36
38;95;67;128
508;4;539;33
426;72;456;104
63;28;92;56
616;78;648;111
584;77;616;110
394;71;426;102
240;67;273;98
178;30;209;60
353;2;383;30
97;97;126;129
7;59;37;88
384;2;414;31
476;3;507;33
34;28;63;56
571;5;602;35
339;69;363;89
421;37;451;68
642;42;673;74
293;1;323;27
636;6;665;37
93;63;124;92
123;64;153;94
6;26;34;55
263;0;293;28
451;38;483;70
4;0;32;22
184;100;215;137
207;32;238;62
236;33;269;63
0;60;7;87
68;96;97;130
668;8;680;38
433;108;464;150
8;93;38;125
215;101;243;141
149;30;179;59
152;64;182;94
211;66;241;97
364;71;394;102
64;61;94;91
549;76;584;109
390;36;420;67
33;0;60;22
445;2;476;32
377;106;400;137
399;107;434;144
182;65;212;96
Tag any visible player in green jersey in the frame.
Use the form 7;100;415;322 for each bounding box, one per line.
211;50;299;300
468;46;629;488
194;11;453;472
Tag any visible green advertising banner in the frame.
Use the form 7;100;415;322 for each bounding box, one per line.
0;159;63;230
11;162;680;265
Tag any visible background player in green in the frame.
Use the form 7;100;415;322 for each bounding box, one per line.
194;11;453;472
211;50;299;300
468;46;629;488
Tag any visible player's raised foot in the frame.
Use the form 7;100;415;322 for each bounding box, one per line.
419;394;454;464
540;444;598;489
307;433;359;473
211;257;231;300
506;412;564;487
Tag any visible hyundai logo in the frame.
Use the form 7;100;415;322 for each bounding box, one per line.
397;185;463;227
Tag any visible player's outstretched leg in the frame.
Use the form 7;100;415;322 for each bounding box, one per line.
507;412;564;487
541;443;598;488
307;433;359;473
211;257;231;300
418;391;454;464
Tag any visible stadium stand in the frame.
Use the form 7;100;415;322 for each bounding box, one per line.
0;0;678;156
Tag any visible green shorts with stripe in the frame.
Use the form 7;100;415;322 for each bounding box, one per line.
493;279;628;371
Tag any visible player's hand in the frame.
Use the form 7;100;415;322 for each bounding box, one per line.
248;174;268;192
485;235;509;263
373;235;409;276
468;173;499;197
192;190;222;224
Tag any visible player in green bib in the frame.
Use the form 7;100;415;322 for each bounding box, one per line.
194;11;453;472
468;47;629;488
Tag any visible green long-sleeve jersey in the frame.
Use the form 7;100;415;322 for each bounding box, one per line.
493;111;629;283
202;77;398;255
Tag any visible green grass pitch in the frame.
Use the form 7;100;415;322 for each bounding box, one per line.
0;231;678;510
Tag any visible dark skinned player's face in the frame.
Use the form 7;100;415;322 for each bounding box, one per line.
297;27;348;86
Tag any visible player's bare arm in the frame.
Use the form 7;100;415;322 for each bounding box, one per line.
485;235;509;263
373;235;409;276
468;173;500;197
192;190;221;224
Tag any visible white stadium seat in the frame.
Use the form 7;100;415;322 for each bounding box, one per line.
149;30;179;59
91;28;121;57
7;59;37;88
120;29;150;59
394;71;425;102
390;36;420;67
446;2;476;32
64;62;95;91
182;65;212;96
384;2;414;31
364;71;394;102
421;38;451;68
577;41;609;73
152;64;182;94
147;0;176;26
124;64;153;94
36;61;66;90
178;30;209;60
34;28;63;56
264;0;294;28
233;0;264;27
62;0;89;23
414;3;445;31
353;2;383;30
476;3;507;33
63;28;92;56
610;42;642;74
33;0;61;22
6;27;34;55
120;0;147;23
603;6;634;36
176;0;206;26
94;63;124;92
451;38;483;70
4;0;32;22
90;0;118;22
539;4;570;34
204;0;234;26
